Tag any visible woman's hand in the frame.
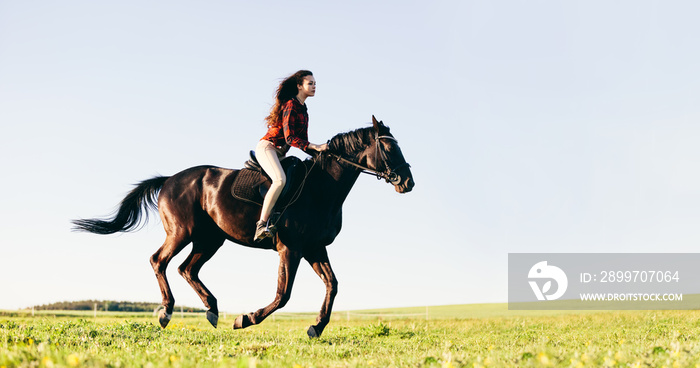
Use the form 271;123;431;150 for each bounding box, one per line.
308;143;329;152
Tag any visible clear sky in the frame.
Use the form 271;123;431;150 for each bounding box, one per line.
1;1;699;313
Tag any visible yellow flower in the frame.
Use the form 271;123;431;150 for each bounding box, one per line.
487;345;495;351
293;365;303;368
537;352;551;366
28;338;34;346
42;357;54;368
484;356;493;366
673;361;680;368
603;356;616;367
631;362;642;368
67;354;80;367
614;351;623;360
169;355;179;363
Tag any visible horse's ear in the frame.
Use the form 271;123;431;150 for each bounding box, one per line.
372;115;380;132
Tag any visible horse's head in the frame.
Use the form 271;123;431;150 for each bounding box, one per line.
325;116;415;193
365;116;415;193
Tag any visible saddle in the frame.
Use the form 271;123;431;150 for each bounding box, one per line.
231;151;305;208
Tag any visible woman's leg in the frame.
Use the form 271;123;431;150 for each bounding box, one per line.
256;140;287;222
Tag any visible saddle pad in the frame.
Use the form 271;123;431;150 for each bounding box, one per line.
231;169;266;206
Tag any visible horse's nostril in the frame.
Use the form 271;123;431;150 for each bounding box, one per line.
399;178;415;193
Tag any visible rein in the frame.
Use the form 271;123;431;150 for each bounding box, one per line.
328;135;411;184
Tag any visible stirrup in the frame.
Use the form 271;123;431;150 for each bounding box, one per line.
266;217;277;234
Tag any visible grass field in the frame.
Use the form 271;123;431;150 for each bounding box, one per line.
2;305;700;367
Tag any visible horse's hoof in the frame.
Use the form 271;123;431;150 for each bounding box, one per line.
158;309;172;329
307;325;319;338
233;314;252;329
206;310;218;328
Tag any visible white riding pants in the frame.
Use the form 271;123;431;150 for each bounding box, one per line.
255;140;287;222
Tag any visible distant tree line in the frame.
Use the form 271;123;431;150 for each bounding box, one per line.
31;300;205;313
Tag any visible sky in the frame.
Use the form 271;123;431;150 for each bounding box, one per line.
1;1;699;314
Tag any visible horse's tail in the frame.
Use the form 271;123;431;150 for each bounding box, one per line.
72;176;170;234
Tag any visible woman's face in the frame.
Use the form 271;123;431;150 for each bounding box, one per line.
297;75;316;98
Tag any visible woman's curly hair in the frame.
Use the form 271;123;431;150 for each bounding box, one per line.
264;70;313;128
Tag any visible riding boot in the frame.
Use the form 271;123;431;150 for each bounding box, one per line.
254;220;270;242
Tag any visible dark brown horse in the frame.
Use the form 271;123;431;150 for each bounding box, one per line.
72;116;414;337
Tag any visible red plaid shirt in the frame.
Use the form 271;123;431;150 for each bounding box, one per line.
261;98;310;151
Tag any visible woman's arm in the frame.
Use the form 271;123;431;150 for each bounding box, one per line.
281;102;310;151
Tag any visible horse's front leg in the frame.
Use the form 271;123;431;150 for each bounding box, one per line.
233;240;301;329
305;247;338;338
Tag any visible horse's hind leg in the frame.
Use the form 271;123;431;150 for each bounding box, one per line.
233;240;301;330
150;233;190;328
178;237;224;328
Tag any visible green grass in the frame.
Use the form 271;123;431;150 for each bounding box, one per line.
2;305;700;367
349;303;608;319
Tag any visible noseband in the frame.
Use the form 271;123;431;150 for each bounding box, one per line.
329;134;411;184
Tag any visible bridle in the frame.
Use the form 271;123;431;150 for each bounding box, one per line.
328;134;411;184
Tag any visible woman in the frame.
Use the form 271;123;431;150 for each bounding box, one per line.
254;70;328;241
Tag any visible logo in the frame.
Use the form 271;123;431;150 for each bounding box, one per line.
528;261;568;301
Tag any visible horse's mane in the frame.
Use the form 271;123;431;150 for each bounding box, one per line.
308;124;390;169
329;126;374;154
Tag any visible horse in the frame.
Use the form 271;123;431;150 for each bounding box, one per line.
72;116;414;338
